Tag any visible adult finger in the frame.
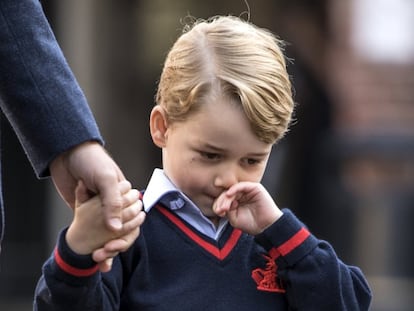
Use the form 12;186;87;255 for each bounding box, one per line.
95;165;125;231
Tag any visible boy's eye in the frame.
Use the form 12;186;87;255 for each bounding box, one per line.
244;158;260;165
200;152;220;160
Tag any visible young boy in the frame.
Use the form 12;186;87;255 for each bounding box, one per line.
34;16;372;310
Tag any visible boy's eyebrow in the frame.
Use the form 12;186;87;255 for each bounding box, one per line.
202;143;270;157
246;152;270;158
243;151;271;158
201;143;226;152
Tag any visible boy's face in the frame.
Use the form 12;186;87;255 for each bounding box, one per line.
151;96;273;221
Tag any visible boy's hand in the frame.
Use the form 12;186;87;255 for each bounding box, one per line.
92;201;146;272
66;180;145;258
213;182;283;235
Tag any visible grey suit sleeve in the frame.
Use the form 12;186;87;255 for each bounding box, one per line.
0;0;103;178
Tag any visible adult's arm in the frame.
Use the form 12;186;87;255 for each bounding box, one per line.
0;0;102;177
0;1;131;249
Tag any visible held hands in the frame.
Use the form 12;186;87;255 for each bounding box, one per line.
50;141;126;230
66;180;146;272
213;182;283;235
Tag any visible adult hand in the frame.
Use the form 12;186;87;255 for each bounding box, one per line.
50;141;126;231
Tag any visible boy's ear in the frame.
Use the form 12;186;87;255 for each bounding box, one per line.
150;106;169;148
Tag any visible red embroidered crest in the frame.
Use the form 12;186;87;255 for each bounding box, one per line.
251;255;285;293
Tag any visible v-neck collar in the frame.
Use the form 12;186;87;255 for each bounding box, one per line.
155;205;242;261
142;168;229;240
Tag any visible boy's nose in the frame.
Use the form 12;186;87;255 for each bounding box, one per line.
214;167;238;190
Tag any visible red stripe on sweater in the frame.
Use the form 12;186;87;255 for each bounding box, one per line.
54;247;99;277
269;227;310;259
156;205;242;260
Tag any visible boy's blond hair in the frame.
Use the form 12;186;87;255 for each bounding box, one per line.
156;15;294;144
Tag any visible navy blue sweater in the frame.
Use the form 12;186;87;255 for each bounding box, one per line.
34;205;372;310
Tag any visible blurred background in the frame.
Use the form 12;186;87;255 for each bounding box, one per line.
1;0;413;310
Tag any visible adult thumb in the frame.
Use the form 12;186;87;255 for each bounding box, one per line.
75;180;90;206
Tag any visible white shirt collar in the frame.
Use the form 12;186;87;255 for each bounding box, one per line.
142;168;229;240
142;168;178;213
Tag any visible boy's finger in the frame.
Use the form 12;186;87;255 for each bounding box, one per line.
100;238;131;255
98;258;114;273
213;193;234;217
121;200;143;222
122;189;140;209
121;210;146;233
118;180;132;195
92;248;118;263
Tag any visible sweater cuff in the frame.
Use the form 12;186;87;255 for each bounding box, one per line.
52;228;99;278
255;209;318;268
